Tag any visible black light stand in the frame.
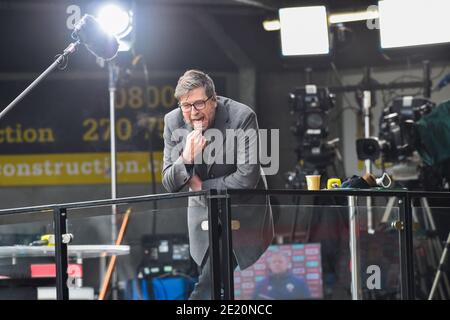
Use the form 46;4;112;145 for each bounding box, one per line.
107;60;120;300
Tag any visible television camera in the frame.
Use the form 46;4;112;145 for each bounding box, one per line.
356;96;435;164
288;85;336;167
285;85;337;187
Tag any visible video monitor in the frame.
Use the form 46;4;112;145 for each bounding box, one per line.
234;243;323;300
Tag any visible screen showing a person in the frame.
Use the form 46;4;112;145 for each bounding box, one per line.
234;243;323;300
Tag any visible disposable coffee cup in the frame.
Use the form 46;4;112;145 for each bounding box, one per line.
306;175;321;190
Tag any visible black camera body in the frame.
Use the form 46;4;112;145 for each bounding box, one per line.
356;97;435;163
356;137;381;161
379;97;434;162
289;85;335;164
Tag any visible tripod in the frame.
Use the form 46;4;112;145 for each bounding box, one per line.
288;150;341;244
286;144;348;299
429;232;450;299
381;195;450;299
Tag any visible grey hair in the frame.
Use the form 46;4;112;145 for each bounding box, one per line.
174;69;216;101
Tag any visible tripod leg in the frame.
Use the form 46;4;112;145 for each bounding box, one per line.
421;198;437;230
421;198;450;298
426;239;446;299
430;237;450;299
412;207;419;225
420;221;446;298
428;232;450;300
412;202;444;298
381;197;396;224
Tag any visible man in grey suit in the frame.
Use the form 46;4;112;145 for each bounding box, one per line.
162;70;274;299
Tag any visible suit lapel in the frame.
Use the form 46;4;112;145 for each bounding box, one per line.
206;101;230;175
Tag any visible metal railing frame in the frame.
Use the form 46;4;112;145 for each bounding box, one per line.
0;189;449;300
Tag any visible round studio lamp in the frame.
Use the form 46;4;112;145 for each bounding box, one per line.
97;4;133;40
73;14;119;61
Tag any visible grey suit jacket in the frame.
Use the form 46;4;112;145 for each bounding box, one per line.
162;96;274;269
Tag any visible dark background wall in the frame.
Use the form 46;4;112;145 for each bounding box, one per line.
1;0;450;244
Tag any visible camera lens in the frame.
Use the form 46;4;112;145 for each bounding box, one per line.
364;143;376;155
306;113;324;129
356;138;380;161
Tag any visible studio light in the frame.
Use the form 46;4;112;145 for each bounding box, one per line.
379;0;450;49
262;19;281;32
97;4;133;51
263;8;379;32
279;6;330;56
73;15;119;61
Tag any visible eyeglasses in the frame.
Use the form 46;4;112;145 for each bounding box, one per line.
179;95;212;112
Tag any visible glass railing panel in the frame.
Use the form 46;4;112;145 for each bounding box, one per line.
230;201;401;300
411;204;450;300
0;209;55;300
65;194;208;300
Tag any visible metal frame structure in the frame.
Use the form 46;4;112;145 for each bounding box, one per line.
0;188;448;300
223;188;418;300
0;191;206;300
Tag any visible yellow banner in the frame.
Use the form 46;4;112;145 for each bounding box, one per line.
0;152;163;186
